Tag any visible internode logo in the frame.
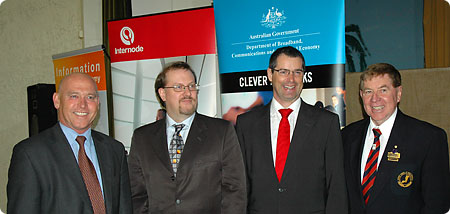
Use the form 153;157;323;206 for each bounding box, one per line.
115;26;144;55
120;27;134;45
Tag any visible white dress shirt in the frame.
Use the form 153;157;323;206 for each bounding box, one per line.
360;108;398;182
270;98;302;166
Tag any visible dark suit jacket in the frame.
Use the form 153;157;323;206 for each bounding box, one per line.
235;100;348;214
342;110;450;214
128;113;246;214
7;124;132;214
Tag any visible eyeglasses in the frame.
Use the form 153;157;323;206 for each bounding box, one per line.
272;68;304;77
164;84;199;92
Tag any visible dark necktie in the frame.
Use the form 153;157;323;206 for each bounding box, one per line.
76;136;106;214
169;124;185;175
362;128;381;204
275;108;293;182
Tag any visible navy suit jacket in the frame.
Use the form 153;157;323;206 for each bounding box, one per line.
7;124;132;214
342;110;450;214
236;100;348;214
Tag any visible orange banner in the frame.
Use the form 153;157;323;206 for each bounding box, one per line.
53;49;107;91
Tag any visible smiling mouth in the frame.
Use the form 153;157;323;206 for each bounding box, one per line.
372;106;384;110
284;85;295;89
74;112;88;116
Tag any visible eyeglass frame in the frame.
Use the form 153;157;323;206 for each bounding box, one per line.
163;83;200;92
271;68;305;77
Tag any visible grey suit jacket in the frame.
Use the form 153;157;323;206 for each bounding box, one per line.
7;124;132;214
342;110;450;214
236;100;348;214
128;113;246;214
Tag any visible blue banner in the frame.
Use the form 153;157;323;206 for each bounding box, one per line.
215;0;346;126
214;0;345;72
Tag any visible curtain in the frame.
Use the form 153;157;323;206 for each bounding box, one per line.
423;0;450;68
102;0;131;136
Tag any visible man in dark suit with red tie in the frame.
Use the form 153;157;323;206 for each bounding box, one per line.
342;63;450;214
7;72;132;214
236;46;348;214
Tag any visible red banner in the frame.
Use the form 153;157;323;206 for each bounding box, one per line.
107;7;216;62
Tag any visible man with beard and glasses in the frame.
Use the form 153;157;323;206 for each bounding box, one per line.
236;46;348;214
128;61;246;214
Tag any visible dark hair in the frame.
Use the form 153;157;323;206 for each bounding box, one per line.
359;63;401;90
268;46;306;71
154;61;197;108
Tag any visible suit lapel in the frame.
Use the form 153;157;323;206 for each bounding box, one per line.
281;101;315;182
92;131;113;213
351;119;370;202
177;114;206;171
150;120;173;173
49;125;92;207
255;105;279;182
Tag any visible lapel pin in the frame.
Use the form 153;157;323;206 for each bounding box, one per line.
387;145;400;162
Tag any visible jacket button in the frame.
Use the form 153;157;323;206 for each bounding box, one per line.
176;199;181;205
170;175;175;181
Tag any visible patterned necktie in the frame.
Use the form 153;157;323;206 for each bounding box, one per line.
76;136;106;214
169;124;185;175
362;128;381;204
275;108;293;182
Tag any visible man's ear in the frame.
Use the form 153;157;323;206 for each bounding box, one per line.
53;92;60;110
396;86;402;103
267;68;273;82
158;88;166;102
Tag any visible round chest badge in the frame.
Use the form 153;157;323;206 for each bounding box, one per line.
397;171;413;188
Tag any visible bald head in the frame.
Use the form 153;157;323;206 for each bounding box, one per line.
53;72;100;134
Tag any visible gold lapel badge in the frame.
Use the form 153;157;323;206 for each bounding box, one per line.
397;171;413;188
387;145;400;162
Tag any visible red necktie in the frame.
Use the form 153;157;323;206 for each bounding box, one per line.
76;136;106;214
275;108;293;182
361;128;381;204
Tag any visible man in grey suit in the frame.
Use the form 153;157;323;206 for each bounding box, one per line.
236;46;348;214
128;61;246;213
7;72;132;214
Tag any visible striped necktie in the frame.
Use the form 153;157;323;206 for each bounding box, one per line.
362;128;381;204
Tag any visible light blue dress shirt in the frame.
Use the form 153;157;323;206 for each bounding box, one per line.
59;123;104;195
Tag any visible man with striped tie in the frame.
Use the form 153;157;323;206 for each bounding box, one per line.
342;63;450;214
128;61;246;213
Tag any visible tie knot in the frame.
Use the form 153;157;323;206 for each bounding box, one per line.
76;136;86;147
372;128;382;138
173;124;185;134
279;108;293;118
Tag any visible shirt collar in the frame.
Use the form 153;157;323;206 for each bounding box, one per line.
369;107;398;137
166;112;196;130
270;97;302;116
59;122;93;145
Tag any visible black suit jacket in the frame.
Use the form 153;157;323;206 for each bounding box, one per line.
128;113;246;214
236;100;348;214
342;110;450;214
7;124;132;214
